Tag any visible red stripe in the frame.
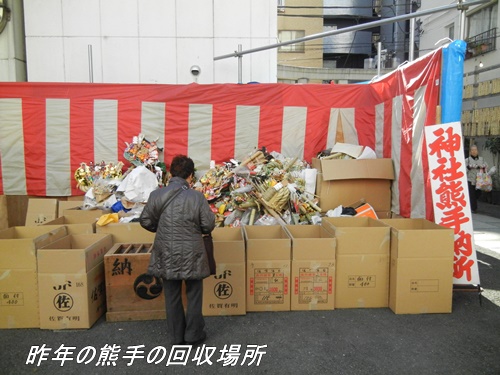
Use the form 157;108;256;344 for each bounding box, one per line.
117;100;142;167
70;99;94;196
258;106;283;154
211;104;236;164
356;107;376;150
304;107;330;162
164;103;189;167
23;98;47;195
398;89;414;218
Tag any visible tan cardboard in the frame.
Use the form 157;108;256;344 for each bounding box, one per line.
38;262;106;329
62;207;110;223
37;233;113;274
203;227;246;316
96;222;155;244
0;225;68;329
244;225;291;312
322;217;390;308
380;218;454;314
286;225;336;311
0;269;39;328
37;233;113;329
0;226;68;269
312;158;394;212
25;198;58;226
44;216;96;234
58;199;84;218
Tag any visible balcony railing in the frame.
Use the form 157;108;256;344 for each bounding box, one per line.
466;28;497;59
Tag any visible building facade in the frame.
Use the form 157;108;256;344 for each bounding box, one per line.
277;0;414;83
419;0;499;170
1;0;277;84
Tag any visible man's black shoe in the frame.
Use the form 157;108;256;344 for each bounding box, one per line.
185;332;207;346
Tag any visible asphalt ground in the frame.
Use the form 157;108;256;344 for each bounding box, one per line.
1;205;500;375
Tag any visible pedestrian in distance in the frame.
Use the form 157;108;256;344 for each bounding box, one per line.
140;155;216;345
466;144;489;213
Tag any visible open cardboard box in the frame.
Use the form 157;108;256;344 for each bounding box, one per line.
312;158;394;212
285;225;336;311
203;227;246;316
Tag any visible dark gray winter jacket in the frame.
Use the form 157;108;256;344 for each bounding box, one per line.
140;177;215;280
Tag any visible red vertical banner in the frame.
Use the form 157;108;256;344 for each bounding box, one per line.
425;122;480;285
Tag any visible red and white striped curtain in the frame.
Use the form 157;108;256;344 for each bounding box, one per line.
0;48;442;220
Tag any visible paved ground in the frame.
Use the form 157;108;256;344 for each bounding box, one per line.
1;203;500;375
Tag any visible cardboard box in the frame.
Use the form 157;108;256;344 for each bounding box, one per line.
244;225;291;312
380;218;454;314
63;207;110;223
312;158;394;212
104;243;166;321
322;217;390;308
203;227;246;316
25;198;58;226
96;222;155;244
44;216;96;235
0;225;68;329
58;199;84;218
286;225;336;311
37;233;113;329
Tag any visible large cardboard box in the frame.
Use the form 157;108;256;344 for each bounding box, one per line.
312;158;394;212
203;227;246;316
44;216;96;234
322;217;390;308
37;233;113;329
58;199;84;218
25;198;58;226
380;218;454;314
104;243;165;321
286;225;336;311
0;225;68;328
63;207;110;223
96;222;155;244
243;225;291;312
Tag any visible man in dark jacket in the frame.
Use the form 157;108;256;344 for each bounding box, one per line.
140;155;215;345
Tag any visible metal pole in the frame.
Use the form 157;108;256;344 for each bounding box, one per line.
377;42;382;77
458;0;468;40
214;0;488;61
238;44;242;84
409;14;415;61
88;45;94;83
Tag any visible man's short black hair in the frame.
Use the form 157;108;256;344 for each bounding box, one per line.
170;155;195;179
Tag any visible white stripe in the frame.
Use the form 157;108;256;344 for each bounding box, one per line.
281;106;307;160
339;108;358;145
326;108;339;148
188;104;212;170
327;108;358;148
94;100;118;164
141;102;166;151
235;105;260;160
46;99;71;196
375;103;384;158
0;98;27;194
410;86;427;218
391;95;403;215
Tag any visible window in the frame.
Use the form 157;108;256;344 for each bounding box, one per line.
466;2;497;58
468;2;497;38
447;23;455;40
278;30;305;52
